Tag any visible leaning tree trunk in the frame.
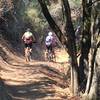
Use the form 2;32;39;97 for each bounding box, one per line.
38;0;79;95
38;0;67;43
38;0;78;95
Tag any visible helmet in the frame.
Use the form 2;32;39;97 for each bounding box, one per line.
48;32;53;36
26;28;30;31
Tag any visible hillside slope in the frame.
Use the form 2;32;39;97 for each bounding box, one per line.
0;38;73;100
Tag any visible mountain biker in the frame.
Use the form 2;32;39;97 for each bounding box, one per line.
22;28;35;55
45;31;56;60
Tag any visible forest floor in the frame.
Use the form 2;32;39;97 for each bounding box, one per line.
0;38;78;100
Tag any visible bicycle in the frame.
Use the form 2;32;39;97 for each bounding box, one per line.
25;47;32;62
46;49;56;62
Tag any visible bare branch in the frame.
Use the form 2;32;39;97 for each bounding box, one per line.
38;0;67;44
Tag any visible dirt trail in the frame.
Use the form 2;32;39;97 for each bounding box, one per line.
0;39;72;100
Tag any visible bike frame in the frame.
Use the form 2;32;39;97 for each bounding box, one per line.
46;49;55;62
25;47;31;62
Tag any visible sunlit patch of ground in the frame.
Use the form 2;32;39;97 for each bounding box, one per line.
0;38;73;100
55;48;70;63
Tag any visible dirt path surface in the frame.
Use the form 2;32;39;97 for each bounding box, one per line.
0;39;72;100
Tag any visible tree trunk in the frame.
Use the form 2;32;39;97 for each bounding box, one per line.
88;62;97;100
38;0;79;95
62;0;79;95
38;0;67;44
79;0;92;91
82;1;100;100
96;47;100;100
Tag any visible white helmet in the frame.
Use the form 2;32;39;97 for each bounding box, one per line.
48;32;53;36
26;28;30;31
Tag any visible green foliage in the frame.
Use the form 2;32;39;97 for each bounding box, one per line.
0;0;82;43
21;0;48;33
69;0;81;8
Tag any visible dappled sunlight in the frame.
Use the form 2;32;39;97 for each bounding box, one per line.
6;81;55;100
0;37;73;99
54;48;69;63
0;0;99;99
1;57;71;99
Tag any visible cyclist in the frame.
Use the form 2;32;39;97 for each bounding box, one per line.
45;31;56;61
22;28;35;58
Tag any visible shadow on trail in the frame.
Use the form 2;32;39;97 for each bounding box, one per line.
4;61;70;89
6;80;55;100
0;78;13;100
39;64;70;88
3;62;70;88
1;60;70;99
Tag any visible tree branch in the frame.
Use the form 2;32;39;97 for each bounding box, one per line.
92;0;100;5
62;0;79;95
38;0;67;44
62;0;75;39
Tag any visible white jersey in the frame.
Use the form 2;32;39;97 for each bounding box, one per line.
45;35;53;46
23;31;33;38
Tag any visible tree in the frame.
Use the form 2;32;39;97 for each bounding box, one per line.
38;0;100;98
38;0;79;95
82;0;100;99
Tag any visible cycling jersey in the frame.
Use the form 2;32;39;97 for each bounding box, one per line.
45;35;53;46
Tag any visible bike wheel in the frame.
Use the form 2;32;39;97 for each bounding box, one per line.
25;48;31;62
27;51;31;62
48;50;53;62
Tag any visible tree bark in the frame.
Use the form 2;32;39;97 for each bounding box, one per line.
38;0;67;45
38;0;79;95
62;0;79;95
79;0;92;91
82;1;100;99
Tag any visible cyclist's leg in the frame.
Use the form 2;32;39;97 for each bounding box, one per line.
50;45;56;62
24;43;29;62
48;45;53;61
52;46;55;58
45;45;49;60
24;43;28;55
51;45;54;59
29;43;32;53
28;43;32;61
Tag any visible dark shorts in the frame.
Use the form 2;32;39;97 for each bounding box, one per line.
24;43;32;48
46;45;52;51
